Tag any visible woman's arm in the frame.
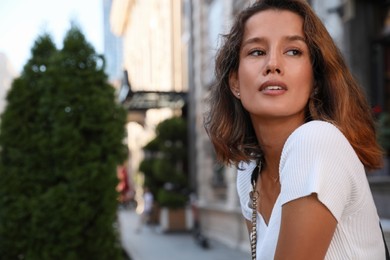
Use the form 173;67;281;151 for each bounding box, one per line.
275;193;337;260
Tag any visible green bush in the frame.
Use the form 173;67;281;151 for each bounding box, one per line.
0;24;127;259
139;117;189;209
157;189;187;209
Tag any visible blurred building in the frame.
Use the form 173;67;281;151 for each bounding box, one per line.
312;0;389;113
0;52;17;115
188;0;252;251
103;0;124;87
109;0;188;198
107;0;390;253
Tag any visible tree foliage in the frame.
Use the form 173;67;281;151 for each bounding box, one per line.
0;25;127;259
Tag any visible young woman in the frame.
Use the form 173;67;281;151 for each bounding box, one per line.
205;0;388;259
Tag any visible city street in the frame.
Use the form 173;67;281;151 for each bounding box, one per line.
118;209;251;260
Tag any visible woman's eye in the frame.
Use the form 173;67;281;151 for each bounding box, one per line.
285;49;302;56
249;49;265;56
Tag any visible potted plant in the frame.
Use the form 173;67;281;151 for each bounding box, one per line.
139;116;190;231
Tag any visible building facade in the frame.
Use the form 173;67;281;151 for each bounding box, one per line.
109;0;188;203
188;0;252;251
107;0;390;253
103;0;124;86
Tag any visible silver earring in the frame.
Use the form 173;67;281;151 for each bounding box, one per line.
237;92;240;97
311;88;318;98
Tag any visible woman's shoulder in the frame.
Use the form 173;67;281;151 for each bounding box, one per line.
285;120;349;149
237;160;257;173
237;161;256;181
279;121;369;222
281;120;359;167
291;120;342;138
236;161;256;193
236;161;256;220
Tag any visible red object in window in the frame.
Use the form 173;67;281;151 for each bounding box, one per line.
372;105;382;116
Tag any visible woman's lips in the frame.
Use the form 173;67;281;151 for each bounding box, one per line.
259;81;287;95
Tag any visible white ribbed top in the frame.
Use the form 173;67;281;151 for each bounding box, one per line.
237;120;386;259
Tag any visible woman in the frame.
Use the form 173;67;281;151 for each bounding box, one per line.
204;0;388;259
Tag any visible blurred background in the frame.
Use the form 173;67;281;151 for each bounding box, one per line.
0;0;389;259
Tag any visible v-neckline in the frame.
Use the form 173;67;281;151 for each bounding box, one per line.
257;194;280;227
256;167;281;227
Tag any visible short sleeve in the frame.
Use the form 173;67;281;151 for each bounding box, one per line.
236;161;257;221
279;121;364;221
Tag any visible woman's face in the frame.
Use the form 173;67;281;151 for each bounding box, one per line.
230;9;313;124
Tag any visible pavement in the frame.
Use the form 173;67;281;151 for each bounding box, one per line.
382;218;390;249
117;208;251;260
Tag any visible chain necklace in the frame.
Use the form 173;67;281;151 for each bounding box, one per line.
249;162;280;260
249;163;260;260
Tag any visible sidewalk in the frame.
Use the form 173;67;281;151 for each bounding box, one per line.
382;218;390;249
117;209;250;260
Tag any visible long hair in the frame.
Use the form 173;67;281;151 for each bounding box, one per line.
204;0;383;170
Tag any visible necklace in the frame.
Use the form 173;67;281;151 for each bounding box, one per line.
249;164;260;260
249;163;267;259
249;162;280;260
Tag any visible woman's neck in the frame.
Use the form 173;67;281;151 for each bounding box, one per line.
253;117;305;172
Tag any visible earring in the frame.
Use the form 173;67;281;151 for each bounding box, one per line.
237;92;240;97
310;87;318;99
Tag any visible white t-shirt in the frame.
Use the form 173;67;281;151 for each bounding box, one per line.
237;120;386;259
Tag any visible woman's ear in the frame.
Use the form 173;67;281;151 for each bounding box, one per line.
229;72;240;99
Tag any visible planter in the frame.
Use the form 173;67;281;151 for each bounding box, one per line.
159;207;192;232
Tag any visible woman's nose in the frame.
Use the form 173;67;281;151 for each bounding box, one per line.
263;52;282;75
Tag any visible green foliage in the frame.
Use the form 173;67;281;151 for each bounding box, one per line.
0;24;127;259
156;116;187;142
139;117;189;209
157;189;187;209
143;138;160;152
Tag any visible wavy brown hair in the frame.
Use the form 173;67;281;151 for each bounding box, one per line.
204;0;383;170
